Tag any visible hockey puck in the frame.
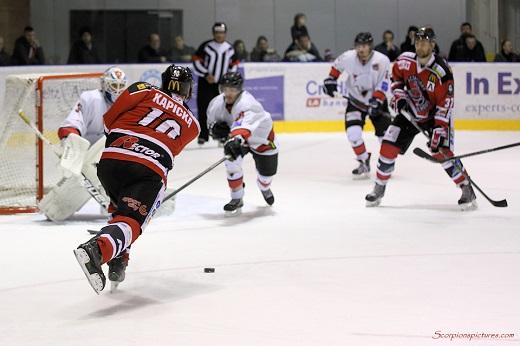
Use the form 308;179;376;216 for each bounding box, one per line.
204;267;215;273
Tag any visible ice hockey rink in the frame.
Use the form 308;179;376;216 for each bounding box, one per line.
0;131;519;346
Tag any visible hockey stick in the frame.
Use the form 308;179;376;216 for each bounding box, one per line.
413;141;520;163
401;109;507;208
341;95;393;119
17;109;112;210
162;156;230;202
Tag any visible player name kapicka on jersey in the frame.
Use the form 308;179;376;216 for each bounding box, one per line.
152;93;195;128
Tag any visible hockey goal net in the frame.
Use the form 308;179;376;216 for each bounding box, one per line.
0;72;103;214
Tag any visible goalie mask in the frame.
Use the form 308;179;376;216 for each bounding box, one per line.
101;66;128;103
161;64;193;99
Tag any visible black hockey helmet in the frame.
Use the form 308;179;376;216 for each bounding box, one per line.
161;64;193;99
415;27;436;42
213;22;227;33
354;32;373;45
219;72;243;92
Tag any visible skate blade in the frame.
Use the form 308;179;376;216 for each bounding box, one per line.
459;200;478;211
352;172;370;180
73;248;103;295
224;208;242;217
365;199;382;208
110;280;120;293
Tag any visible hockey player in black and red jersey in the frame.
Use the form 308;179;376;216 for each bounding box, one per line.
207;72;278;213
322;32;392;179
365;27;477;210
73;65;200;294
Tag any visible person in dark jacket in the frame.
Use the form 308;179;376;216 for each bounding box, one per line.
448;22;486;61
374;30;400;62
400;26;418;53
291;13;309;42
138;33;167;63
457;34;486;62
494;40;520;62
284;33;322;62
0;36;10;66
67;27;101;64
11;26;45;65
168;35;195;63
250;36;280;62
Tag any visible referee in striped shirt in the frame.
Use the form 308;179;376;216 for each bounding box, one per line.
192;22;240;144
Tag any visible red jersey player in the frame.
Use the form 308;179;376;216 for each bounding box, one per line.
74;65;200;294
365;27;477;210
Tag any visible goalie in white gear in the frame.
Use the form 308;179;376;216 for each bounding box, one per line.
208;71;278;213
39;66;128;221
322;32;392;179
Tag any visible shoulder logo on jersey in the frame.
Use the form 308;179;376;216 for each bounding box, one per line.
431;63;446;78
397;60;411;70
110;135;162;159
128;82;152;94
372;63;379;71
427;74;437;92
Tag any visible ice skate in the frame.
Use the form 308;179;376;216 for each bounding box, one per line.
73;237;106;294
108;251;129;292
224;198;243;215
458;183;477;211
352;153;371;180
261;189;275;206
365;183;386;207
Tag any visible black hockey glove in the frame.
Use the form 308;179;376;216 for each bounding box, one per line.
210;121;231;140
429;127;449;152
322;77;338;97
367;97;384;118
224;136;246;160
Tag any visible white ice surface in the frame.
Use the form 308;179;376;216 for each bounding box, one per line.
1;132;519;346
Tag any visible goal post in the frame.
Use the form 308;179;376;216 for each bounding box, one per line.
0;72;103;214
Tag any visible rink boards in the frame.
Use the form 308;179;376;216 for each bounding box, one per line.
1;62;520;132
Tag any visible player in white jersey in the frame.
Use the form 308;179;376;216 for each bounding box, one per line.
323;32;392;179
38;66;128;221
207;72;278;213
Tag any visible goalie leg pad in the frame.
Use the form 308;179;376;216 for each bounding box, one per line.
39;175;92;221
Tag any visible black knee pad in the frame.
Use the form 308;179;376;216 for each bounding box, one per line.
252;153;278;176
370;115;391;137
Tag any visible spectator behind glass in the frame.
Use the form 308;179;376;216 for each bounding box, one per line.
323;48;335;62
448;22;486;61
459;34;487;62
0;36;10;66
400;25;418;53
374;30;400;61
233;39;249;61
291;13;309;42
250;36;281;62
284;33;322;62
494;40;519;62
169;35;195;63
67;27;101;64
138;33;167;63
11;26;45;65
